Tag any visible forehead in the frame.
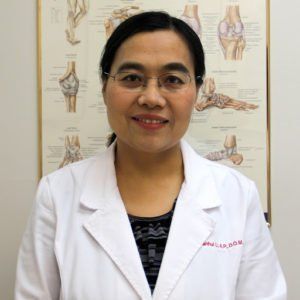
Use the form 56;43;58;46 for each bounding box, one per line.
110;30;194;73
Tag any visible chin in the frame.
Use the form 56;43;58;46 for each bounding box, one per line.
131;139;180;154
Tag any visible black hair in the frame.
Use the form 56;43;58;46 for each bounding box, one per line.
100;11;206;146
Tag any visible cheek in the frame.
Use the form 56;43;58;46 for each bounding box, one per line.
176;93;197;118
171;102;195;136
103;86;121;111
103;87;132;124
103;90;119;123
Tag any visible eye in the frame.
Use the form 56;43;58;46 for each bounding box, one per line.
117;72;143;82
115;72;144;89
165;75;184;84
161;73;187;89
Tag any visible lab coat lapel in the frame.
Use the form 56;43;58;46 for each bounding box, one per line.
80;144;152;300
153;141;221;300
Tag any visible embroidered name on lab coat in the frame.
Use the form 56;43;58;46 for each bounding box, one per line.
202;240;243;249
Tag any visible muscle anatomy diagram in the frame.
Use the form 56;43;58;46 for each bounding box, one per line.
104;6;142;39
65;0;89;45
59;61;79;113
218;5;246;60
59;135;83;168
180;4;202;38
205;135;243;165
195;78;258;111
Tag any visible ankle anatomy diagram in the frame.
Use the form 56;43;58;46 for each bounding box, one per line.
104;6;142;39
65;0;89;45
59;61;79;113
195;78;258;111
218;5;246;60
205;135;243;165
180;4;202;38
59;135;83;168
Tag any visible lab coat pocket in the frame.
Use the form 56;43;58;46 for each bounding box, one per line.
179;243;242;300
199;239;243;278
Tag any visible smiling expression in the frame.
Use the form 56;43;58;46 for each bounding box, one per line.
102;30;200;154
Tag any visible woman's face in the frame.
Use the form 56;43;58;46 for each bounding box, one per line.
103;30;199;154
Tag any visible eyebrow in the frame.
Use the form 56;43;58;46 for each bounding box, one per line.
117;62;145;73
116;62;190;74
161;63;189;74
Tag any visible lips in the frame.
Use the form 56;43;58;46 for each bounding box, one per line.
132;117;168;124
131;114;169;130
132;114;169;123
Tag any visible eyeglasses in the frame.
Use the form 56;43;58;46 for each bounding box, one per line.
104;71;199;92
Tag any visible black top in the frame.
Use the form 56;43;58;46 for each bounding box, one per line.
128;202;176;293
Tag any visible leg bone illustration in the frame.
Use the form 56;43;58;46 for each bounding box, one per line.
59;135;83;168
59;61;79;113
205;135;243;165
104;6;142;39
218;5;246;60
195;78;258;111
65;0;89;45
180;4;202;38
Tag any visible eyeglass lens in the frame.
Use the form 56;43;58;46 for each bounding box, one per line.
115;72;191;91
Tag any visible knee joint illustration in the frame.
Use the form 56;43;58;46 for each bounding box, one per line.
59;61;80;113
218;5;246;60
180;4;202;38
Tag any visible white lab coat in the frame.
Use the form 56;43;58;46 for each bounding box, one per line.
15;140;286;300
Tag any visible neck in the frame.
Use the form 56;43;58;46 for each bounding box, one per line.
115;140;184;179
114;140;184;217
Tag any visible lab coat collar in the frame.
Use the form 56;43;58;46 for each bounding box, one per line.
80;142;152;299
80;140;222;210
78;141;117;210
153;140;220;299
80;140;221;299
180;139;222;209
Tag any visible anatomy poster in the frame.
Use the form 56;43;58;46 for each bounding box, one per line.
38;0;270;219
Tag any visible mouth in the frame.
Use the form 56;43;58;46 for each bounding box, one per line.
131;114;169;130
132;116;169;124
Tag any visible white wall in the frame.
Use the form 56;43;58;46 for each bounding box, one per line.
0;0;299;299
0;1;38;299
270;0;300;298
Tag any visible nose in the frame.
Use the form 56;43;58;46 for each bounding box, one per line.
137;80;166;108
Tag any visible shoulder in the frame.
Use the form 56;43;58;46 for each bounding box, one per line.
45;155;100;188
181;139;253;189
181;139;258;213
38;147;113;207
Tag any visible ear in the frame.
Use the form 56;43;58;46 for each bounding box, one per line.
195;82;202;102
102;80;108;105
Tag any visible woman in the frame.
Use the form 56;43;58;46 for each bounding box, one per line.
15;11;286;300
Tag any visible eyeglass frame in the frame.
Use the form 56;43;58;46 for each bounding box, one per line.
103;71;202;92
